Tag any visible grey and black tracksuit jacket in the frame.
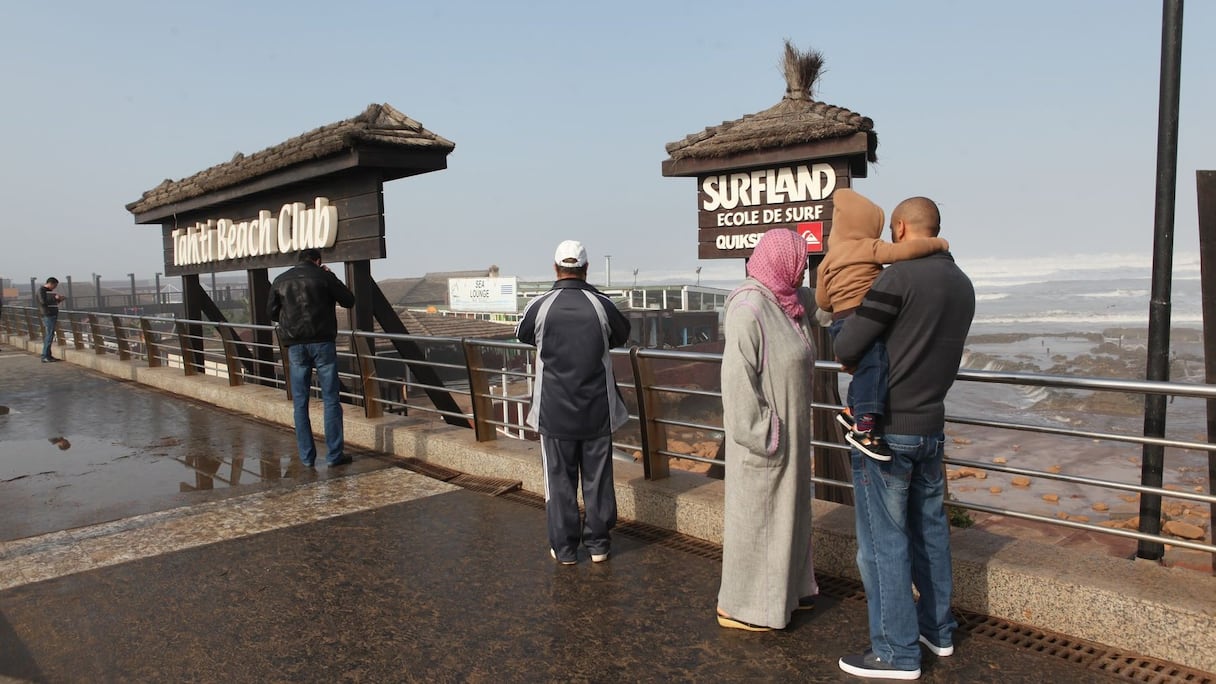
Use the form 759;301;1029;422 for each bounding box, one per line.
515;278;631;439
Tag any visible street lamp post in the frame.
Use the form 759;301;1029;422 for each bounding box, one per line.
154;272;162;306
128;273;136;308
605;254;612;288
93;273;101;310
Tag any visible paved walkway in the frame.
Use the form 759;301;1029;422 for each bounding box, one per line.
0;344;1201;682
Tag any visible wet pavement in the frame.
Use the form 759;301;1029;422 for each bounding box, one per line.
0;347;386;540
0;344;1202;682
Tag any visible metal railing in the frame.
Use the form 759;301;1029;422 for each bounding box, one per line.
3;305;1212;558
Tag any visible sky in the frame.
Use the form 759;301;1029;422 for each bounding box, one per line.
1;0;1213;288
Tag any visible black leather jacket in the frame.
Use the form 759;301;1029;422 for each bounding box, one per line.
268;260;356;346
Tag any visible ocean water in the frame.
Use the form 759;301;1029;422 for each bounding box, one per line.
873;253;1208;518
692;252;1211;511
960;252;1203;334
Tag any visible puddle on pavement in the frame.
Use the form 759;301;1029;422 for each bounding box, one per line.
0;431;314;541
0;434;306;490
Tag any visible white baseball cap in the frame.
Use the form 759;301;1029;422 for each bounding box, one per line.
554;240;588;268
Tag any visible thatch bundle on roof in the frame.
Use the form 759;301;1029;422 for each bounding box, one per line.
664;41;876;165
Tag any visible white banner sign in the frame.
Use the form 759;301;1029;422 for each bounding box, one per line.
448;277;518;313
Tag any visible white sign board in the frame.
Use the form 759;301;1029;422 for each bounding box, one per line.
448;277;518;313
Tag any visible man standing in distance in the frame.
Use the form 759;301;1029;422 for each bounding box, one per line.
269;248;356;468
38;277;66;363
516;240;631;565
833;197;975;680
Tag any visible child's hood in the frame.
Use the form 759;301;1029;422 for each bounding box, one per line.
829;188;886;243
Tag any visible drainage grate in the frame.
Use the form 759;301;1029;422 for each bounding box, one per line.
956;612;1214;683
443;470;1215;684
447;474;521;497
390;457;464;482
959;614;1103;668
1091;654;1214;683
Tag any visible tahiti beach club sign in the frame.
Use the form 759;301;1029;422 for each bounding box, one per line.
127;103;455;277
171;197;339;267
661;42;876;261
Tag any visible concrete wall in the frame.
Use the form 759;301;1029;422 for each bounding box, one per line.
8;333;1215;673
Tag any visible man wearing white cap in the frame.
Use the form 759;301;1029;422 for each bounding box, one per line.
516;240;631;565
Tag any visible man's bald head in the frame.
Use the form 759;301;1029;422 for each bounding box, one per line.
891;197;941;238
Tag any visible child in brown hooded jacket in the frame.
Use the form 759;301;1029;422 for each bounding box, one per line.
815;189;949;460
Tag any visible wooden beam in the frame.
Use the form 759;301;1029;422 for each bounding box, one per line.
367;280;471;428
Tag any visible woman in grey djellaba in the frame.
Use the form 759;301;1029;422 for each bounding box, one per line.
716;227;819;631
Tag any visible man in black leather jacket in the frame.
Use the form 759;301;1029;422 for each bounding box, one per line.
268;249;356;468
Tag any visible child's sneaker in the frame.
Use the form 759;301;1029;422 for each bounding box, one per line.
846;431;894;462
835;408;856;431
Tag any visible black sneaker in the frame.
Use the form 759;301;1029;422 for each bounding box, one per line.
327;455;353;467
838;651;920;680
835;408;856;431
846;431;894;462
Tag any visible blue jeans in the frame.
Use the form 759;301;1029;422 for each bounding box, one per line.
829;317;888;419
288;342;344;465
851;432;956;670
42;315;57;359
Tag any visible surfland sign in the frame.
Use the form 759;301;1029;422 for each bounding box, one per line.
695;158;851;259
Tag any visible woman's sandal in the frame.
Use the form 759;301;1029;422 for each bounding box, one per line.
716;609;774;632
795;595;816;611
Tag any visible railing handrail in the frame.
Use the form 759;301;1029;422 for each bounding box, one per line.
4;304;1212;559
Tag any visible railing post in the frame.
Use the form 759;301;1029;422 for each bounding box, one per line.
463;339;497;442
352;332;383;419
218;323;243;386
631;347;669;480
70;314;84;350
278;334;292;400
112;315;130;361
87;314;104;355
25;309;37;340
55;316;67;349
174;320;197;376
140;318;161;367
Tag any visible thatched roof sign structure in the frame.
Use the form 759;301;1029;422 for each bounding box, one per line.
128;103;454;276
662;44;877;259
123;104;470;428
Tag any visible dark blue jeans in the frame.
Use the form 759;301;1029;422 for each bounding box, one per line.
829;317;888;419
288;342;344;466
42;315;57;359
851;433;956;670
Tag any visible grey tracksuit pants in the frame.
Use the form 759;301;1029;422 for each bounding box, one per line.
541;434;617;562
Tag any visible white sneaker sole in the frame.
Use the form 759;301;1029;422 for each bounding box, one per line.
918;634;954;657
838;657;921;680
835;412;855;430
591;553;609;563
549;548;576;565
845;431;893;462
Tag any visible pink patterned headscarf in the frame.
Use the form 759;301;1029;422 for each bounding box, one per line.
747;228;807;320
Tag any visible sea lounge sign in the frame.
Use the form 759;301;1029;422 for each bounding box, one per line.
173;197;338;267
696;158;850;259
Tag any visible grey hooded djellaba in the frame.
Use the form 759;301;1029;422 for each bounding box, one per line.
717;281;819;629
